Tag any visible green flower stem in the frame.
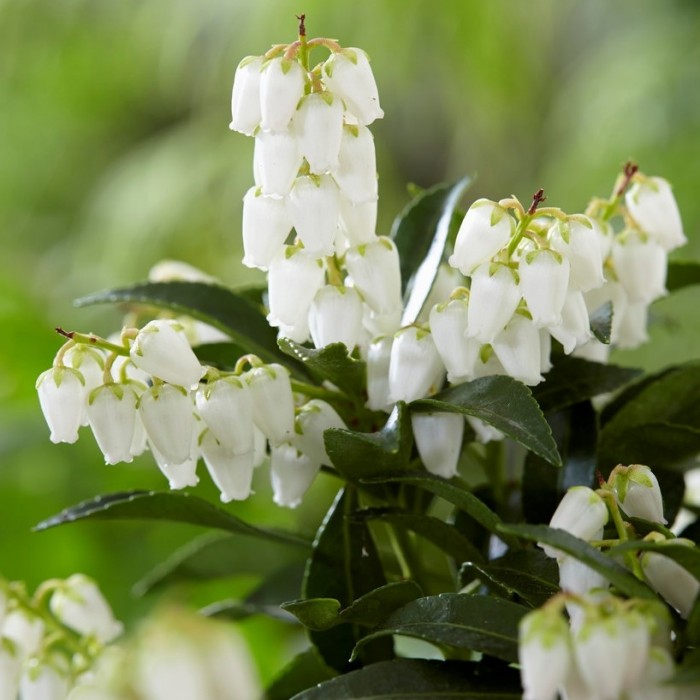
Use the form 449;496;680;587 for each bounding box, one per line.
233;354;264;374
55;328;128;357
325;255;344;286
506;213;534;258
290;379;347;402
598;489;645;580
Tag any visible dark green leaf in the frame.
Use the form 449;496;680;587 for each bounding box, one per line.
282;598;343;631
290;659;522;699
608;539;700;580
353;593;528;663
411;376;561;467
589;301;613;344
324;403;414;481
200;600;297;623
390;177;472;324
498;524;655;599
278;339;366;396
266;648;337;700
669;648;700;686
193;342;249;371
667;260;700;292
34;491;310;548
360;472;519;550
533;356;640;413
75;281;306;376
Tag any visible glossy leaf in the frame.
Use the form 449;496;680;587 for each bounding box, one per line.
290;659;522;699
34;490;310;548
390;177;472;324
498;523;655;599
266;648;337;700
608;539;700;580
589;301;613;344
411;376;561;466
352;593;528;663
666;260;700;292
200;600;297;623
194;342;249;370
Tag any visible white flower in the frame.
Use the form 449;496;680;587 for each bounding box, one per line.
241;187;293;270
20;655;71;700
466;263;521;344
293;92;344;174
253;128;303;198
339;196;377;246
36;366;85;444
362;304;403;338
366;335;393;411
195;377;254;455
86;383;139;465
615;300;649;350
627;646;676;700
245;363;295;447
411;412;464;479
332;125;378;203
519;248;570;327
287;175;341;257
139;383;196;465
609;464;666;524
492;313;544;386
308;285;364;350
199;431;255;503
151;444;200;490
130;320;204;390
294;399;346;466
612;233;667;304
270;443;321;508
252;426;267;468
548;216;605;292
60;345;105;426
259;56;306;133
429;299;480;384
2;609;44;660
322;48;383;125
388;327;444;403
345;237;402;314
448;200;514;275
467;416;505;444
558;558;609;631
547;289;592;354
50;574;123;643
626;176;686;251
0;645;21;700
229;55;263;136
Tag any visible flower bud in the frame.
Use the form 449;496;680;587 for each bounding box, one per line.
308;285;364;350
253;128;303;198
429;299;480;384
86;383;139;465
609;464;666;524
241;187;293;270
333;125;378;203
293;92;344;174
199;431;255;503
448;200;514;275
245;363;295;447
36;366;85;444
411;412;464;479
626;176;686;251
388;327;444;403
548;216;605;292
519;248;570;327
612;233;667;304
294;399;347;466
229;56;263;136
130;320;204;390
288;175;341;257
345;237;402;314
259;57;305;132
270;443;320;508
366;335;393;411
492;313;544;386
466;263;521;344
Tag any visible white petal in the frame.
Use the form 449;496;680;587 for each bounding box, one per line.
293;92;344;174
366;335;393;411
241;187;293;269
229;56;263;136
86;383;138;465
246;363;295;447
199;431;255;502
36;366;85;444
411;412;464;478
259;57;306;132
466;263;521;344
388;327;444;403
345;237;402;314
429;299;480;383
332;125;377;203
253;128;303;197
294;400;346;465
339;196;377;245
519;249;570;327
547;290;592;354
308;285;364;350
549;217;605;292
612;234;667;303
270;443;320;508
492;314;543;386
288;175;340;257
626;176;686;251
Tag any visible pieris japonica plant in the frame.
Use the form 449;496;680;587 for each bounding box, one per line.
30;14;700;700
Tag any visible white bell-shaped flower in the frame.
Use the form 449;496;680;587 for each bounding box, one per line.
641;542;700;619
50;574;123;643
294;399;346;466
0;647;20;700
492;313;544;386
130;409;149;457
229;55;263;136
626;176;686;251
429;299;480;384
539;329;553;373
199;430;255;503
558;557;610;631
549;217;605;292
366;335;393;411
276;316;311;344
615;300;650;350
151;441;200;490
246;363;295;447
362;304;403;338
612;233;667;304
266;246;325;329
619;610;652;691
36;366;85;444
130;320;204;390
3;609;44;660
541;486;609;560
19;654;70;700
345;237;402;314
411;412;464;479
252;425;267;468
448;200;514;275
139;383;196;465
287;175;341;257
322;48;383;125
270;442;321;508
339;196;377;246
293;92;344;174
254;127;303;198
416;266;465;325
60;345;105;426
241;187;293;270
332;125;378;203
518;609;572;700
259;57;306;133
388;327;444;403
609;464;666;524
467;416;505;444
195;377;254;455
572;337;611;364
466;263;522;344
593;217;615;261
630;647;676;700
308;285;364;350
519;249;570;327
548;289;592;354
86;383;139;465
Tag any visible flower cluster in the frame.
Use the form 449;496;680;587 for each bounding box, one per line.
0;573;122;699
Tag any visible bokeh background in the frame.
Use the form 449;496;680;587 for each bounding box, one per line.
2;0;699;683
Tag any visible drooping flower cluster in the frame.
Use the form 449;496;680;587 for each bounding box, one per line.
0;573;122;699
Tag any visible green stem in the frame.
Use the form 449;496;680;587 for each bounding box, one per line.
506;213;534;257
291;379;347;402
55;329;128;357
598;489;645;579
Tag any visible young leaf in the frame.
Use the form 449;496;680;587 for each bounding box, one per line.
411;376;561;466
390;177;473;325
289;658;522;699
266;648;337;700
498;523;655;599
34;491;310;549
589;301;613;344
352;593;529;663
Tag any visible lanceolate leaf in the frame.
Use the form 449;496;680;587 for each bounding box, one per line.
290;659;522;699
266;648;337;700
75;281;306;376
352;593;529;663
608;539;700;581
589;301;613;344
411;376;561;466
193;342;250;371
34;491;310;549
666;260;700;292
391;177;473;325
498;523;655;599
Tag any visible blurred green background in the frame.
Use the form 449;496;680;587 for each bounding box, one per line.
2;0;699;683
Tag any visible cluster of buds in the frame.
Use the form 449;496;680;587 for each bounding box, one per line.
36;318;347;508
0;573;122;699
